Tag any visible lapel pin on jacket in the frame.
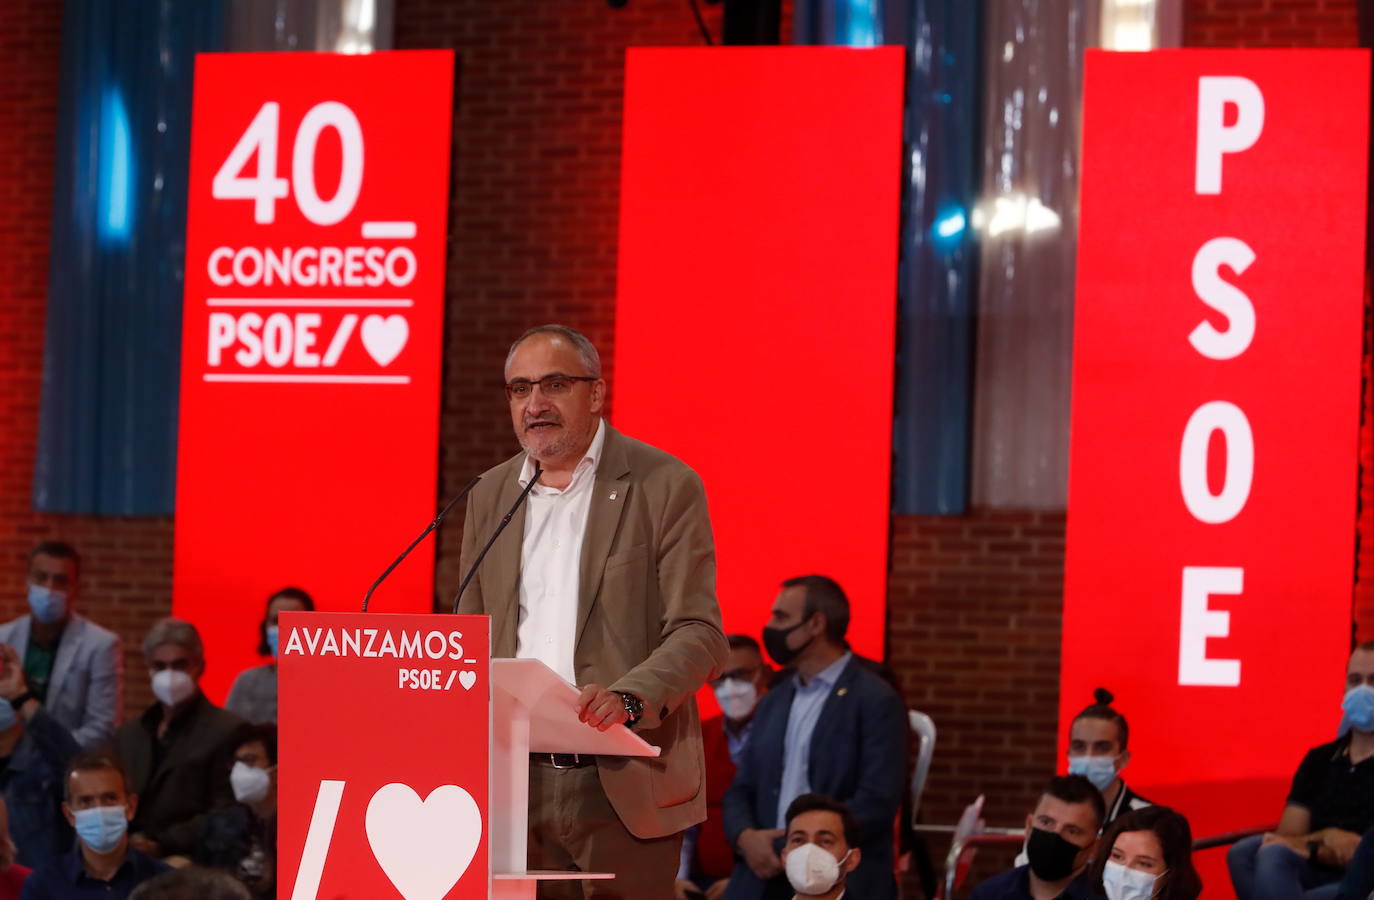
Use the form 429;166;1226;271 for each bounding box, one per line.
609;490;618;501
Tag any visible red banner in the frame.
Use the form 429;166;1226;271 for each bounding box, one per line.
174;52;454;697
613;47;904;666
1065;47;1369;863
278;612;489;899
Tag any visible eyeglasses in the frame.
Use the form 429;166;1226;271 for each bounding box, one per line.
505;374;597;400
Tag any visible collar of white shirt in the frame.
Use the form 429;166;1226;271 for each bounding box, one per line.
518;417;606;493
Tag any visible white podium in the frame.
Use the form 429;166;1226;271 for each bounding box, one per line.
491;658;660;899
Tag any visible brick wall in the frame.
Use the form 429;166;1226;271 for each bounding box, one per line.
1185;0;1358;46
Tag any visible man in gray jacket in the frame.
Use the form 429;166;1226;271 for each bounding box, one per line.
0;542;121;748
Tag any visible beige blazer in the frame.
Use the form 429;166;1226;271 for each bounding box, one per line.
458;424;728;838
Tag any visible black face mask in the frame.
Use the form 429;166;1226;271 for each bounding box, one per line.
1025;827;1085;883
762;619;813;667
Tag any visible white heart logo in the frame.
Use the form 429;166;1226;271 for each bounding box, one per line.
459;670;476;690
365;783;481;900
361;315;409;367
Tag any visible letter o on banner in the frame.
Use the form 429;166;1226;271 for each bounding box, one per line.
1179;400;1254;524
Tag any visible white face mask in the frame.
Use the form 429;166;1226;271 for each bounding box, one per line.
231;761;273;805
151;669;197;707
785;842;851;895
1103;860;1163;900
713;678;759;721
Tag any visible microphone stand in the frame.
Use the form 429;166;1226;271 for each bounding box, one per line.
361;475;481;612
450;460;542;615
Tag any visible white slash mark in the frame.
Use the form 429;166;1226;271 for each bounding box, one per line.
292;779;345;900
444;670;457;691
463;659;476;664
323;314;359;367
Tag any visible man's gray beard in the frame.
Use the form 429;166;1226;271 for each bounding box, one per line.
519;424;588;464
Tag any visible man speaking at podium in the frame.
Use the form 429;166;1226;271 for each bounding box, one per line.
457;324;729;899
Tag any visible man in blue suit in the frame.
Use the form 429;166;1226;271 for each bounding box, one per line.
722;575;907;900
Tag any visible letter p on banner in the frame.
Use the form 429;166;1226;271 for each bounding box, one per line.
1064;49;1368;883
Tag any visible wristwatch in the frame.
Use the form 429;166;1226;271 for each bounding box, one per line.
614;691;643;727
9;691;34;711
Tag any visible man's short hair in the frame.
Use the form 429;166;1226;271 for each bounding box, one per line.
29;541;78;572
64;752;131;802
129;866;251;900
142;617;204;663
505;324;602;378
784;793;860;846
781;575;850;644
1043;774;1106;832
726;633;762;655
230;722;279;766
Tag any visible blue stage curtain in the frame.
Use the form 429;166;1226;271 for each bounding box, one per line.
36;1;224;514
796;1;982;514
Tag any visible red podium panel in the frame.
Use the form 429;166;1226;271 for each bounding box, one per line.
174;51;455;700
1066;49;1369;883
278;612;489;899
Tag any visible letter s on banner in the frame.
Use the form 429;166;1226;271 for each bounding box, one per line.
1179;401;1254;524
1189;237;1256;360
1179;567;1242;686
1196;76;1265;195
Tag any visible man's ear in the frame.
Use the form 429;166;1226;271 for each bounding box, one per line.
1118;749;1132;771
125;793;139;821
61;803;74;828
842;847;861;874
1024;813;1033;834
589;379;606;414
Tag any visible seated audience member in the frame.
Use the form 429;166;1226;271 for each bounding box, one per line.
0;645;81;866
1068;689;1151;825
0;542;121;748
778;794;861;900
128;865;250;900
0;798;33;899
1089;806;1202;900
20;753;170;899
194;724;277;899
225;588;313;724
677;635;773;900
723;575;907;900
969;775;1104;900
1229;642;1374;900
115;619;243;859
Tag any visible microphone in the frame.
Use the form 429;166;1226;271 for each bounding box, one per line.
450;459;542;615
361;475;481;612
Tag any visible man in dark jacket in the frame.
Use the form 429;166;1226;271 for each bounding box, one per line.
115;619;242;859
722;576;907;900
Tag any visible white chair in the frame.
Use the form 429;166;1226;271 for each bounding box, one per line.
908;709;937;820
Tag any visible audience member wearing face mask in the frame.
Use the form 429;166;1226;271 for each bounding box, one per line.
20;754;170;899
777;794;860;900
1228;642;1374;900
224;589;314;725
1067;689;1151;827
969;775;1104;900
676;635;773;900
1088;806;1202;900
114;619;244;860
0;644;81;868
722;575;907;900
193;725;277;900
0;541;122;749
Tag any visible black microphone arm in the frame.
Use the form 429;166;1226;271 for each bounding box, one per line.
361;475;482;612
450;460;542;615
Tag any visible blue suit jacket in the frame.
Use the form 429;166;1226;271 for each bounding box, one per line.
721;654;907;900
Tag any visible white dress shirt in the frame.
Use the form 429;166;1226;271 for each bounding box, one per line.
515;418;606;684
